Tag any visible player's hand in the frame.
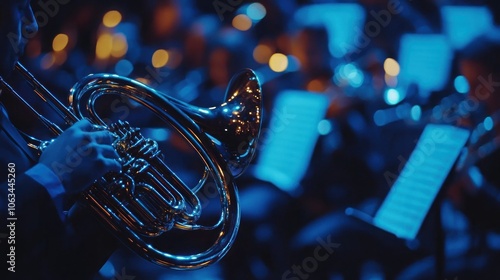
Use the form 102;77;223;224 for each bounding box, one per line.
39;119;121;194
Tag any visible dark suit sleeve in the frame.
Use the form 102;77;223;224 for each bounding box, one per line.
0;173;117;280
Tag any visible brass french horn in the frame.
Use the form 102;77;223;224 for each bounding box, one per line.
0;62;262;269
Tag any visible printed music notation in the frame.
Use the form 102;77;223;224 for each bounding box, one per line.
254;90;329;193
373;124;470;240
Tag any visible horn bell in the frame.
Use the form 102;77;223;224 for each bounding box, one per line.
178;69;262;177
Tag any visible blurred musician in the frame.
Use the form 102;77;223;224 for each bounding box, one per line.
0;0;121;279
288;3;500;279
448;37;500;230
395;34;500;280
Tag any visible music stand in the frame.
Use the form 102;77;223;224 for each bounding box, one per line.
346;123;470;278
253;90;329;195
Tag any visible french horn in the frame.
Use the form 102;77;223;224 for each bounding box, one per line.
0;62;262;269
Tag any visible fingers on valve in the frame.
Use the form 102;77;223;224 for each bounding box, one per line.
75;119;108;133
102;156;122;173
100;145;122;172
89;130;117;145
100;144;120;159
74;118;93;131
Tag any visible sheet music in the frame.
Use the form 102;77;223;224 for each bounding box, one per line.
373;124;470;239
254;90;329;193
441;6;493;50
398;34;453;93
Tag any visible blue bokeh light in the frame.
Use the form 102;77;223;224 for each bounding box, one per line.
247;3;266;21
484;116;494;131
384;88;403;105
317;119;332;135
115;59;134;76
410;105;422;121
454;75;470;94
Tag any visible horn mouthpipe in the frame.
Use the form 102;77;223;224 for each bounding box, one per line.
15;62;79;125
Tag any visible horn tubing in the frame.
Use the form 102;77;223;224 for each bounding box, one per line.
0;62;262;270
15;62;79;125
0;74;63;136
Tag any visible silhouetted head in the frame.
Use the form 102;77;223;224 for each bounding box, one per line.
0;0;38;77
